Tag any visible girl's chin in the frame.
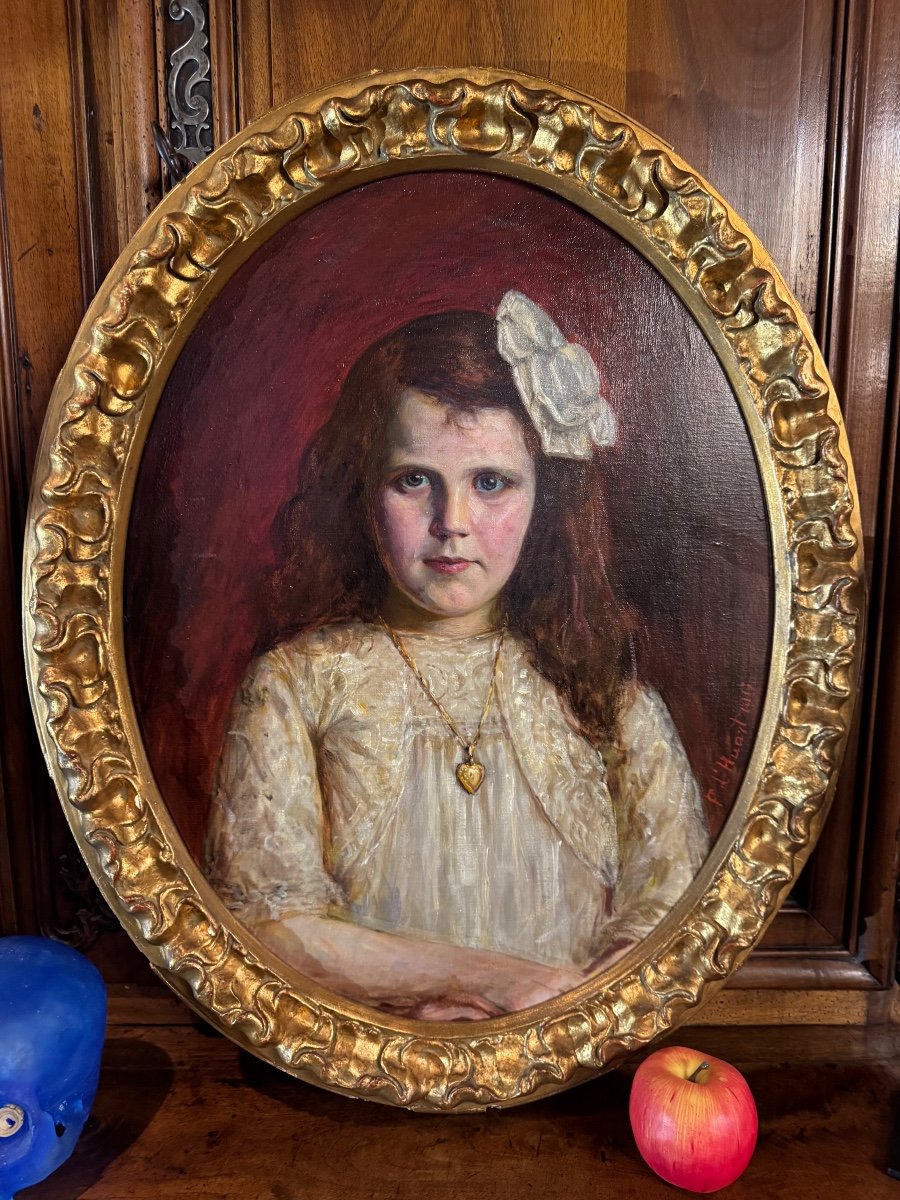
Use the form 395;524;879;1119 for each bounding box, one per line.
419;589;496;619
385;587;501;630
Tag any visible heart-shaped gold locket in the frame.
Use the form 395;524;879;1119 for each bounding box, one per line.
456;760;485;794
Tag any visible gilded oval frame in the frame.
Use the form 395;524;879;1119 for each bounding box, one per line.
23;68;864;1111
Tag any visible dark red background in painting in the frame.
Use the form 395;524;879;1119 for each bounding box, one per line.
125;171;772;859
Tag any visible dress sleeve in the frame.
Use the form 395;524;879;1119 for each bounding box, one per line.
202;648;344;926
592;686;710;957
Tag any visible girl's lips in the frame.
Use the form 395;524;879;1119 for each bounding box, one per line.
424;557;473;574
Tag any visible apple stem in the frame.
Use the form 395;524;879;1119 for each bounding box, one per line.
687;1061;710;1083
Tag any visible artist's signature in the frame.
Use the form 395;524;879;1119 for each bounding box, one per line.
705;681;756;808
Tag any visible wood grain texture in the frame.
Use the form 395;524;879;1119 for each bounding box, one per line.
238;0;633;122
75;0;162;283
625;0;833;325
690;985;898;1026
0;0;160;984
0;154;27;933
210;0;239;143
0;1;85;472
838;0;900;989
801;0;900;985
0;0;89;940
21;1022;900;1199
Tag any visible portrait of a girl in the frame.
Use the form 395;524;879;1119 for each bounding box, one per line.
203;291;709;1020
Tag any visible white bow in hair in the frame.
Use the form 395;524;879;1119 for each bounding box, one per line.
496;291;617;459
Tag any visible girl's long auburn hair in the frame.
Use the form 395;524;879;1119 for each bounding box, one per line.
261;309;636;744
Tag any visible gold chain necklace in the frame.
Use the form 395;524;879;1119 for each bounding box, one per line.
378;616;506;794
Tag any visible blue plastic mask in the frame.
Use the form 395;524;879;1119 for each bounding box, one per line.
0;936;106;1200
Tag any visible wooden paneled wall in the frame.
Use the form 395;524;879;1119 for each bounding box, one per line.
0;0;897;1004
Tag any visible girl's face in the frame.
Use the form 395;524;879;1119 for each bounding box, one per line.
372;389;537;633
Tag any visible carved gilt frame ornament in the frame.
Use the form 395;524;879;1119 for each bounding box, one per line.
23;69;864;1111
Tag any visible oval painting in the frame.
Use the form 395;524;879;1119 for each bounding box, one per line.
124;169;772;1022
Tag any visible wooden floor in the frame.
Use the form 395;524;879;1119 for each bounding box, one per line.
22;1021;900;1199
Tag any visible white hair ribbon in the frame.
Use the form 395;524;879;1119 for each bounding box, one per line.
496;290;617;459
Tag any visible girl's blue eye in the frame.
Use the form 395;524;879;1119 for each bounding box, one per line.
474;473;507;494
398;471;430;491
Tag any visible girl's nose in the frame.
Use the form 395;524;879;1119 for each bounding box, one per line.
430;486;470;540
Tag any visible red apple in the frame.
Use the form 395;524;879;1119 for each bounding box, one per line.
629;1045;758;1193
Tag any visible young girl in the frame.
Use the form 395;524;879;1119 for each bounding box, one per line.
203;292;709;1020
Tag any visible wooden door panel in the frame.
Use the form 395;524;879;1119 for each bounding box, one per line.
0;0;162;980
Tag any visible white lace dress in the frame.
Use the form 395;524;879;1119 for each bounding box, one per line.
203;621;709;971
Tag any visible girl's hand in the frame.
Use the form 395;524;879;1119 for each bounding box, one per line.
411;995;503;1021
263;913;588;1017
585;937;637;973
481;961;585;1013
